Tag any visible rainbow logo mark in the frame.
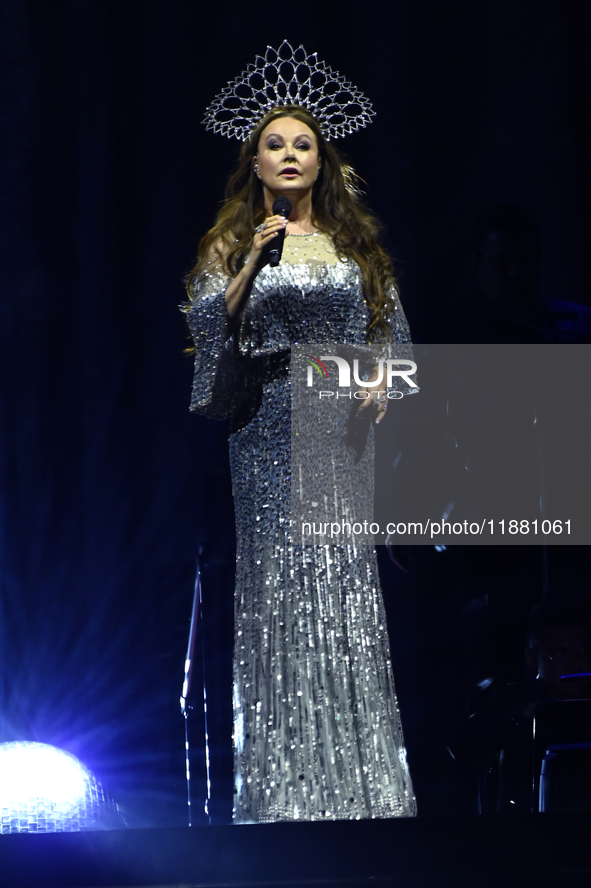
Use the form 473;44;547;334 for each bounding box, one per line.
306;356;329;387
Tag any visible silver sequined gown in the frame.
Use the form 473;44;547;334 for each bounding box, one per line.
185;233;417;821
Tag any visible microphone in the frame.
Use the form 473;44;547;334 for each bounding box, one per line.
268;196;292;267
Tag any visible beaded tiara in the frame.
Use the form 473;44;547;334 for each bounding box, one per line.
202;40;375;142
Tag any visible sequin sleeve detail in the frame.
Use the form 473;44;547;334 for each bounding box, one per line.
349;284;419;395
181;269;240;419
382;284;419;396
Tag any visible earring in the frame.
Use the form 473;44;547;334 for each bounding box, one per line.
254;161;260;176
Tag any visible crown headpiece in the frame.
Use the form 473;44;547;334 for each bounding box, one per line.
203;40;375;142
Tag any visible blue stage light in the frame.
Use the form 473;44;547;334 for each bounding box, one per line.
0;742;121;833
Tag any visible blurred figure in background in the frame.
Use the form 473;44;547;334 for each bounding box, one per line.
450;205;591;343
448;596;591;813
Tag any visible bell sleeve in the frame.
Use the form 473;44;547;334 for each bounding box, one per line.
181;268;242;420
384;283;420;397
359;284;419;398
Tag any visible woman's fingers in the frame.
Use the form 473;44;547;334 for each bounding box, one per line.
375;400;388;424
258;215;288;236
263;219;287;238
356;390;387;422
356;364;388;421
266;214;289;226
253;216;288;252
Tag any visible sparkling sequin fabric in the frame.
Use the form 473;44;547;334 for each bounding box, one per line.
184;233;417;821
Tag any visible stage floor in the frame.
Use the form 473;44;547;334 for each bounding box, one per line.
1;814;590;888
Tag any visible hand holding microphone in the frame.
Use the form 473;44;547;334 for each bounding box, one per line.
248;197;292;275
227;203;291;318
268;197;292;266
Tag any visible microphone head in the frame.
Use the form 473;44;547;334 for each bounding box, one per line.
272;196;292;219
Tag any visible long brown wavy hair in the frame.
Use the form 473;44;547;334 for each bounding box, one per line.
188;105;397;340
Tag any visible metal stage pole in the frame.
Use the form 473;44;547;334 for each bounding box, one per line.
180;553;211;825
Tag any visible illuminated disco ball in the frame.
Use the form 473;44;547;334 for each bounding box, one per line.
0;742;122;833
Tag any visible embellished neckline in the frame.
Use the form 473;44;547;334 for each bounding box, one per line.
285;230;323;237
